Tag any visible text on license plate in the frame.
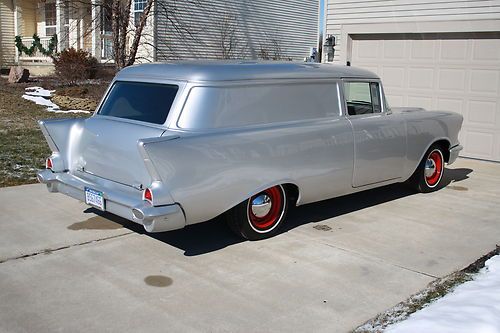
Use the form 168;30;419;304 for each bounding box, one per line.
85;187;105;210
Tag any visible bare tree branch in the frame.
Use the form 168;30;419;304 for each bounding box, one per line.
111;0;121;66
126;0;153;66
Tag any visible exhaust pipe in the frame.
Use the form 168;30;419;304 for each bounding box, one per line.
132;203;185;233
132;208;144;220
36;169;59;193
37;169;59;185
37;169;55;184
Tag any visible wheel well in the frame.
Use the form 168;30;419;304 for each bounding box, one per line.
282;183;300;206
433;139;450;163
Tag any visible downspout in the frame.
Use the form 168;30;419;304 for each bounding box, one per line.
320;0;327;63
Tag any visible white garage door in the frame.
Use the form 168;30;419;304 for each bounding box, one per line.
351;35;500;162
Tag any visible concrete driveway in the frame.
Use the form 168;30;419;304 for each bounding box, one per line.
0;158;499;332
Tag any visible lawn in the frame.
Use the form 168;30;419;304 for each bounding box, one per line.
0;78;107;187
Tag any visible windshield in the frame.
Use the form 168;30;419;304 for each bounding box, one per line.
98;81;178;125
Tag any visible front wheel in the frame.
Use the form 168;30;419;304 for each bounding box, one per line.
226;185;288;240
409;145;445;193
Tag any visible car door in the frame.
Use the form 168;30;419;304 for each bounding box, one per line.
343;80;407;187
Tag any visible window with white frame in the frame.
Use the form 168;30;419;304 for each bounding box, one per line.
133;0;147;26
44;2;57;36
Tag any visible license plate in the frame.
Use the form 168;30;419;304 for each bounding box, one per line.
84;187;105;211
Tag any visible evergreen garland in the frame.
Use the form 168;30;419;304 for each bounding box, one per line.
15;34;58;56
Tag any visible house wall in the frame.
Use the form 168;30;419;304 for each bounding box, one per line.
0;0;15;69
325;0;500;63
132;6;155;63
35;1;43;36
154;0;319;61
18;0;36;36
82;1;92;52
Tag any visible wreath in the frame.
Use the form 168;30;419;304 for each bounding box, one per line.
15;34;58;56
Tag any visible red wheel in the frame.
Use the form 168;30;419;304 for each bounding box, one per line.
247;186;285;233
424;149;444;188
408;144;446;193
226;185;288;240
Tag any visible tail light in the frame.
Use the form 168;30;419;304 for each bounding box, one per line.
46;158;53;170
143;188;153;204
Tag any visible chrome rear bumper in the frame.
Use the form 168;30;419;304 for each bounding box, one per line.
448;144;463;165
37;169;186;232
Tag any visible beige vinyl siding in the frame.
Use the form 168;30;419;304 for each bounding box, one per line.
133;9;155;63
82;2;93;53
155;0;319;61
326;0;500;63
0;0;15;69
18;0;36;36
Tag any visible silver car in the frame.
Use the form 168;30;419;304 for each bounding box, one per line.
37;61;463;240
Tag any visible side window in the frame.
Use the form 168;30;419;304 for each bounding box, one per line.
344;81;382;116
178;83;341;129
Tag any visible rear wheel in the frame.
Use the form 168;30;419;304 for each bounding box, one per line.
410;144;445;193
226;185;288;240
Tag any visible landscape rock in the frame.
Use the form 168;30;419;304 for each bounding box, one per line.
8;66;30;83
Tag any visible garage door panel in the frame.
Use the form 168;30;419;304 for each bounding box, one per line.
465;132;495;158
437;98;464;114
409;68;434;89
440;40;468;61
411;40;437;60
468;100;498;126
383;40;406;59
470;70;499;94
381;67;405;88
352;36;500;162
472;39;500;62
408;96;434;110
438;69;466;91
355;40;382;60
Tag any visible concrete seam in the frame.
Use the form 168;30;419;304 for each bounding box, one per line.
0;232;134;264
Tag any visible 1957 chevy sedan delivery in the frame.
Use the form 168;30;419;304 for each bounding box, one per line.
37;61;463;240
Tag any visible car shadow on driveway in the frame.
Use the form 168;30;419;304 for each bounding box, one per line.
284;166;472;231
89;167;472;256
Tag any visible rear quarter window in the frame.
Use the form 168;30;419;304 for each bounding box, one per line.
98;82;178;125
178;82;341;129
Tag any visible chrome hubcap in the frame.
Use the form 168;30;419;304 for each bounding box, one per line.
251;194;272;218
425;158;436;177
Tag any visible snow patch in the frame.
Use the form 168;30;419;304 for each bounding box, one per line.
22;87;90;114
386;255;500;333
24;86;54;97
22;94;59;108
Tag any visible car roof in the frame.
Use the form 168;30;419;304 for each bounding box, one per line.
116;61;379;82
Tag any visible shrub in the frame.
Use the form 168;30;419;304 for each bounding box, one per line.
52;48;98;85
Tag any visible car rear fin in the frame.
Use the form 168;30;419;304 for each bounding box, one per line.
137;135;180;182
38;120;59;152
